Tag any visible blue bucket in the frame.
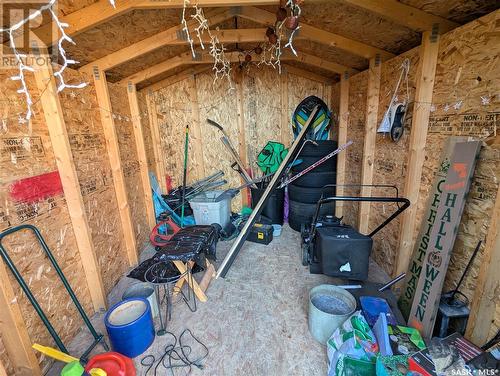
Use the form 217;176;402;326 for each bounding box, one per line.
104;298;155;358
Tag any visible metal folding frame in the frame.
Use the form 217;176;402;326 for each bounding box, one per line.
0;224;107;362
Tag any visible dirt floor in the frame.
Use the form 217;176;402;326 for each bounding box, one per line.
47;224;390;376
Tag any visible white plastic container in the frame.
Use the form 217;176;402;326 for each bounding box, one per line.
189;191;231;228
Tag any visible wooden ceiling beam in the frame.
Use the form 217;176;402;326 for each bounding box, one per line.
121;50;218;85
282;50;358;75
122;48;355;85
81;23;285;74
80;8;233;73
338;0;458;32
236;6;395;60
32;0;279;46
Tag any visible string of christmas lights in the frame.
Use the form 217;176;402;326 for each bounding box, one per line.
0;0;119;123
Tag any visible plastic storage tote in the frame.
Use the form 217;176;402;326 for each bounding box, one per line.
189;191;231;228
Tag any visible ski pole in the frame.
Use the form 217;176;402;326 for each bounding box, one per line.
278;141;353;188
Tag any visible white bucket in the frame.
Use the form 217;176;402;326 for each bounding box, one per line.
122;282;159;318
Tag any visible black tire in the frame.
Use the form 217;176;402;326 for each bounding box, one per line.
291;156;337;173
299;140;338;157
288;200;335;232
288;184;336;204
289;215;305;232
291;171;336;188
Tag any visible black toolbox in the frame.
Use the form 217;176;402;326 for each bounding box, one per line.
247;223;273;245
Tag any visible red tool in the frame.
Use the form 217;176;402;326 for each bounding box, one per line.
85;352;136;376
149;217;181;247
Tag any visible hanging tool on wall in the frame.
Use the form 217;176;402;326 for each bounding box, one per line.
0;225;108;363
180;124;189;227
207;119;257;188
377;58;410;142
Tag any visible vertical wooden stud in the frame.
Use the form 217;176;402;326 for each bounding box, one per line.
358;56;382;233
187;75;205;180
127;82;156;229
465;183;500;344
336;72;350;217
236;75;250;207
0;358;8;376
92;66;138;266
0;261;41;375
33;60;106;311
324;83;332;121
395;29;440;276
280;70;291;147
146;90;167;193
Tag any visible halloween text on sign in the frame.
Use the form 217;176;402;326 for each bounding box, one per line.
408;140;481;337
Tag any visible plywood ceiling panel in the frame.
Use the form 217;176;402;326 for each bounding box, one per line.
289;1;421;55
284;60;338;80
400;0;499;24
57;0;99;16
65;8;185;65
138;64;198;90
293;39;367;71
107;45;191;82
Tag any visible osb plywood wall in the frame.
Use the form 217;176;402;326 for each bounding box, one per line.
335;10;500;340
0;70;93;373
0;68;149;372
60;70;128;294
138;91;156;174
342;70;368;228
368;48;420;273
149;65;331;212
419;10;500;339
108;83;149;247
196;72;240;210
154;78;200;188
243;66;282;165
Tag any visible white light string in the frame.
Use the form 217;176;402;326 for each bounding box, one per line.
182;0;196;58
0;0;59;121
48;8;87;93
180;1;233;89
284;25;300;56
0;0;107;123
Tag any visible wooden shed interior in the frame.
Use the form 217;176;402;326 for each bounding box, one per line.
0;0;499;375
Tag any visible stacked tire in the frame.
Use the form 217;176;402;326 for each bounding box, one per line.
288;140;337;231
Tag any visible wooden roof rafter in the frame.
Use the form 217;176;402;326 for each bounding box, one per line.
32;0;281;45
79;6;389;80
338;0;458;32
121;48;357;85
31;0;459;47
234;6;395;60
